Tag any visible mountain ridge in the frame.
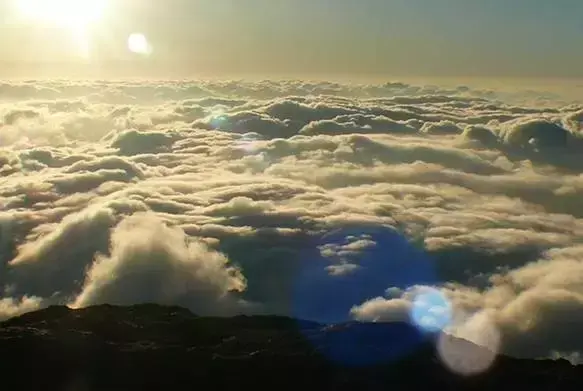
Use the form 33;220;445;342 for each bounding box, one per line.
0;304;580;390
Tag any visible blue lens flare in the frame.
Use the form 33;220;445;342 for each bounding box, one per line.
291;225;440;367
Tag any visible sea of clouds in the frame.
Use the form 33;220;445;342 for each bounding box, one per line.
1;79;583;362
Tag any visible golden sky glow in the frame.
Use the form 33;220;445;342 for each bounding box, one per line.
1;0;583;79
16;0;108;28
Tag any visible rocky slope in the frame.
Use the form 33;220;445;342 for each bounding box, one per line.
0;304;580;390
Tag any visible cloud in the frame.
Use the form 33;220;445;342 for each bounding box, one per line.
72;212;248;315
1;79;583;361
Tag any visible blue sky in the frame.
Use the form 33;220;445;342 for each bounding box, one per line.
1;0;582;78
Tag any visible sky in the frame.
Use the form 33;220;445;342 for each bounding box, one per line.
0;0;583;79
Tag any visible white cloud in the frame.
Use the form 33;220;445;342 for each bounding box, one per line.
1;79;583;360
72;212;248;315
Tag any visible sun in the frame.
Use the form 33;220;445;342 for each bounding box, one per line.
16;0;108;28
15;0;109;59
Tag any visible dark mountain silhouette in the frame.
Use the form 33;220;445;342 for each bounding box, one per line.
0;304;580;390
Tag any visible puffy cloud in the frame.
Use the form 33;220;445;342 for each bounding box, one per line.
72;213;248;315
1;79;583;362
0;296;43;319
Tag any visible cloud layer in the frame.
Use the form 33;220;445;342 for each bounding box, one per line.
1;79;583;361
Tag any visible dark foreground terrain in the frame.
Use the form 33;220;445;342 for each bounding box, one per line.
0;304;580;390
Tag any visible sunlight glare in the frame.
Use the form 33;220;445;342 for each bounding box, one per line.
15;0;109;59
16;0;109;28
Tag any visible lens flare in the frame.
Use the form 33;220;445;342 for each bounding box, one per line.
409;286;452;333
128;33;152;55
438;311;501;376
